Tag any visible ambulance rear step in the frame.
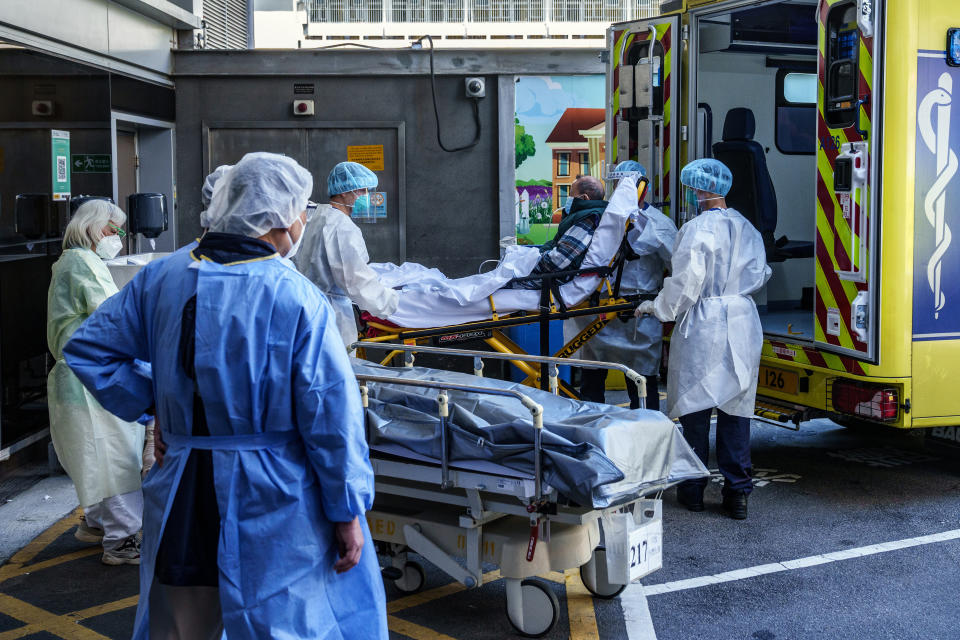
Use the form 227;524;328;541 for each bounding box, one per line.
754;398;809;430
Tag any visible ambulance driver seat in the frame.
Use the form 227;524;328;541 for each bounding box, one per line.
712;107;814;263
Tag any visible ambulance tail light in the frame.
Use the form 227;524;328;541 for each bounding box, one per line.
829;379;899;422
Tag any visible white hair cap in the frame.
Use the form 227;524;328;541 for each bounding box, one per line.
207;152;312;238
199;164;233;229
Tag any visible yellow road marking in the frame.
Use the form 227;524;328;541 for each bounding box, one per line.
0;593;110;640
564;568;600;640
0;548;102;583
541;571;566;584
0;508;84;584
67;595;139;621
388;615;458;640
0;596;139;639
387;570;500;614
0;624;41;640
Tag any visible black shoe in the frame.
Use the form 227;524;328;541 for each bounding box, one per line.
677;489;705;512
722;492;748;520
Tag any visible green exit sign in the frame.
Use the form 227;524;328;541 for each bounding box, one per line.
72;154;111;173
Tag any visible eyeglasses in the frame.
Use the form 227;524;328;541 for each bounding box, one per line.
109;223;127;239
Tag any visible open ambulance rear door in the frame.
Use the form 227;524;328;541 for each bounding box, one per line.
814;0;883;365
606;15;680;219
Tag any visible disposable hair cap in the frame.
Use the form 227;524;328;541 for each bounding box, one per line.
207;152;312;238
680;158;733;197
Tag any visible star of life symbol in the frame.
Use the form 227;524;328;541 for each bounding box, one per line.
918;71;959;320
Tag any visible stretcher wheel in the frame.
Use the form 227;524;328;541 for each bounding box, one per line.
393;561;425;594
580;546;627;599
505;578;560;638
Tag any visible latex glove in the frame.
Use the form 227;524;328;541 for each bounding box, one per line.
141;421;156;479
635;300;656;318
334;517;365;574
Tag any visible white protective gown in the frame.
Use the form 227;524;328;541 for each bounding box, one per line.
649;207;771;418
569;203;676;375
46;248;145;507
294;204;399;350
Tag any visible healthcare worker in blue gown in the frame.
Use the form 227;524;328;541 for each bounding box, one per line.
63;152;388;640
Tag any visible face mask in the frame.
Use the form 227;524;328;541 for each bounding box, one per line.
96;235;123;260
284;219;305;259
563;197;574;215
352;193;371;218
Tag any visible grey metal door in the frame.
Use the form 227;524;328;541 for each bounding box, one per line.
204;122;404;263
305;127;402;264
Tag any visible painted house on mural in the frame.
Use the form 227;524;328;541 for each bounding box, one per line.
545;108;606;209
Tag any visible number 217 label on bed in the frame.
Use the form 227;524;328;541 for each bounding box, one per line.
628;520;663;582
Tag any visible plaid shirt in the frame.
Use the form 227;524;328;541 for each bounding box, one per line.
515;214;600;289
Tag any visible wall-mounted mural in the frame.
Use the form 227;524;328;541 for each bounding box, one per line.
514;75;606;245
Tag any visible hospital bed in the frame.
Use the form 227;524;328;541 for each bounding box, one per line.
354;344;707;637
360;178;654;398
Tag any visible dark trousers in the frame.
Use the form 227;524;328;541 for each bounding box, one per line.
678;408;752;498
580;368;659;411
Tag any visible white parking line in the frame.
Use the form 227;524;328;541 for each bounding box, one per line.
621;583;658;640
642;528;960;596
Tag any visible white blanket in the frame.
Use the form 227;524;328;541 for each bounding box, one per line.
369;176;640;328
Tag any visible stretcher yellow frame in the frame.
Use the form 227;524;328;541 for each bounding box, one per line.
357;255;646;398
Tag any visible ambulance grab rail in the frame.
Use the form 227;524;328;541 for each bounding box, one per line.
355;374;546;503
354;341;647;406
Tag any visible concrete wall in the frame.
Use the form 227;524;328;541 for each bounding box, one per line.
0;0;202;83
173;48;603;276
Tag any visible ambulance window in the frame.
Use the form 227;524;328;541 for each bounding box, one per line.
776;69;817;155
825;2;859;128
783;73;816;103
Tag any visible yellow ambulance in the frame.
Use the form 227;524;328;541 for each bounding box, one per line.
605;0;960;432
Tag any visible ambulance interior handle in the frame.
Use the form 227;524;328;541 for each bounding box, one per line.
839;179;867;281
618;23;657;70
646;25;657;67
835;144;868;283
854;95;869;140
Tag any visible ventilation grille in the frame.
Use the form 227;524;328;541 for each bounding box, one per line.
203;0;249;49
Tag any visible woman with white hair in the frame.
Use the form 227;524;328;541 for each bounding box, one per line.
47;200;144;565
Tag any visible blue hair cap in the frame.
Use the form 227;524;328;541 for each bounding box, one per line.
680;158;733;196
327;162;378;197
614;160;646;175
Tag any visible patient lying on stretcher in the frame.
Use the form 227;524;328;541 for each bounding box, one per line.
363;173;645;329
509;176;608;289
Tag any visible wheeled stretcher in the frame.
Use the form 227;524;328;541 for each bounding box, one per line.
354;345;707;637
360;177;655;398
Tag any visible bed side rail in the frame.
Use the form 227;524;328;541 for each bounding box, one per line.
355;374;546;503
354;342;647;406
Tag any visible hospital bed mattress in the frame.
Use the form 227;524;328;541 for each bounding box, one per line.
354;361;707;508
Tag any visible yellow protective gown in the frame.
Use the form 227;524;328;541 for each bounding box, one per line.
46;248;144;507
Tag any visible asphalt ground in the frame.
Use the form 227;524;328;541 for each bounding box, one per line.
0;416;958;639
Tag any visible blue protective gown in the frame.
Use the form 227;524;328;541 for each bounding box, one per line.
63;236;387;639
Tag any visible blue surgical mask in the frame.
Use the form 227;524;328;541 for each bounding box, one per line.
563;196;574;215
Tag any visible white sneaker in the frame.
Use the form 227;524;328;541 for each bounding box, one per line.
102;535;141;566
74;516;104;544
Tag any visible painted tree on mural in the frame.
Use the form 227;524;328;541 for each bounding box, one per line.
515;117;536;169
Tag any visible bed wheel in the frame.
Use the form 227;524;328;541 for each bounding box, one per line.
505;578;560;638
393;561;426;594
580;546;627;599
